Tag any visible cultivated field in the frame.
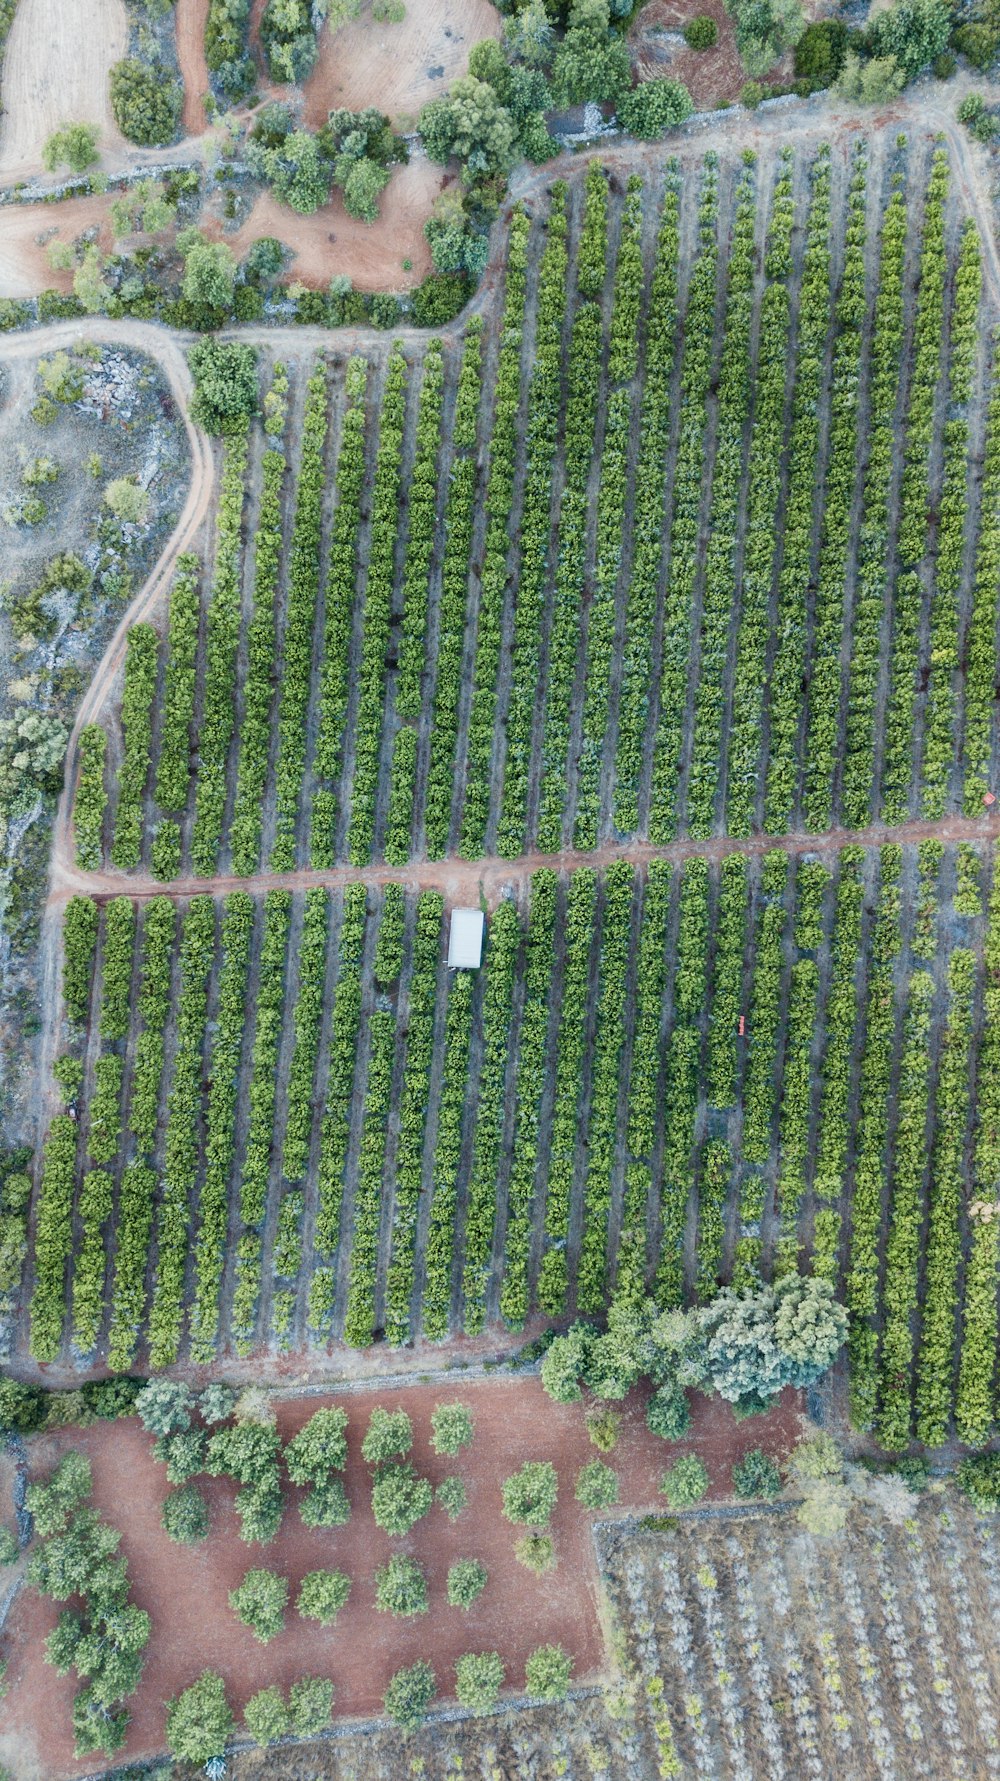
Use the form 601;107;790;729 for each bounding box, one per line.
0;0;128;176
605;1498;1000;1779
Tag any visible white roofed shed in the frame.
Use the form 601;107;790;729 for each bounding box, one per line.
448;907;485;970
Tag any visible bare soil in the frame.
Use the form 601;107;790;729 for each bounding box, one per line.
0;0;129;179
0;195;118;298
176;0;212;137
0;1377;803;1779
300;0;503;132
628;0;754;107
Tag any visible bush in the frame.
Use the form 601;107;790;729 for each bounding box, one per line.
0;1377;46;1435
525;1643;573;1703
43;122;99;173
166;1671;232;1764
375;1553;428;1617
683;14;717;47
660;1455;709;1508
430;1401;474;1455
618;77;694;138
455;1650;505;1712
188;338;258;433
514;1532;557;1574
383;1660;436;1730
110;58;182;146
362;1405;412;1465
959;91;999;140
297;1568;351;1625
411;271;468;327
575;1460;619;1509
229;1568;288;1642
244;1684;288;1745
446;1557;487;1608
501;1460;558;1528
952;22;999;68
586;1408;620;1452
731;1448;782;1499
933;48;956;75
957;1451;1000;1511
435;1476;467;1520
289;1675;333;1736
0;1528;18;1566
161;1484;210;1544
793;17;847;86
646;1383;692;1442
371;1461;433;1535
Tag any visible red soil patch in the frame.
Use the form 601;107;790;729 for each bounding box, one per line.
217;154;451;290
0;195;119;300
628;0;786;106
0;1376;803;1779
176;0;212;136
300;0;502;131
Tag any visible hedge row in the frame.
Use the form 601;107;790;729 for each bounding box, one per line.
230;891;290;1352
346;349;408;866
230;434;288;875
395;342;446;721
461;899;520;1332
343;1003;397;1347
496;182;569;857
111;623;159;870
499;870;557;1328
282;888;329;1182
731;852;787;1287
773;954;820;1276
578;863;634;1310
190;428;250;873
71;1168;113;1353
30;1115;79;1359
705;855;748;1109
962;348;1000;813
537;869;597;1315
107;1162;157;1370
876;967;935;1450
74;725;107;870
86;1054;124;1166
311;885;367;1282
154;553;201;815
421;970;474;1339
956;846;1000;1442
98;896;135;1042
655;859;709;1306
311;358;366;868
616;860;671;1302
62;895;99;1027
810;848;864;1279
384;893;443;1344
128;896;175;1153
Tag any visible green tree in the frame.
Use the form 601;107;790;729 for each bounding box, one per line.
618;77;693;137
731;1448;782;1499
0;1527;18;1566
446;1557;487;1608
793;17;848;86
342;156;391;222
229;1568;289;1643
244;1684;289;1745
299;1477;350;1529
514;1532;557;1573
430;1401;475;1455
161;1484;209;1544
110;58;182;146
574;1460;619;1509
103;477;150;524
957;1450;1000;1511
135;1379;192;1436
419;77;517;180
181;234;237;315
660;1454;709;1508
772;1274;848;1386
383;1660;436;1731
435;1476;467;1521
540;1324;590;1402
165;1671;233;1765
361;1405;413;1465
43;122;99;173
550;0;631;107
371;1461;433;1535
683;14;717;46
646;1383;691;1442
729;0;804;75
289;1675;334;1736
455;1649;505;1712
504;0;554;66
259;129;333;214
867;0;950;75
836;49;905;101
375;1553;428;1617
501;1460;558;1528
285;1407;349;1482
297;1568;352;1625
26;1451;92;1538
188;339;258;433
199;1384;236;1425
525;1643;573;1703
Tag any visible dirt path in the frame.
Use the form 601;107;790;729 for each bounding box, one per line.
176;0;211;137
51;807;1000;908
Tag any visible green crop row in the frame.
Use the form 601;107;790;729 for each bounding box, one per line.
876;967;935;1451
646;155;719;843
499;870;557;1329
343;1004;397;1346
230;436;288;875
154;553;201;815
655;859;709;1306
310;357;366;867
86;1054;124;1166
282;887;328;1181
110;623;158;870
107;1162;156;1371
71;1168;112;1353
696;1139;731;1302
128;897;175;1153
705;856;748;1108
458;209;530;856
346;348;408;865
462;900;520;1332
230;890;289;1350
537;869;597;1314
613;166;680;834
963;346;1000;812
496;182;569;857
421;969;474;1340
384;892;443;1344
810;848;864;1279
956;846;1000;1442
616;861;671;1302
62;896;98;1027
773;956;820;1275
576;158;608;299
30;1115;79;1359
578;862;634;1310
420;320;485;860
395;342;446;721
311;885;368;1278
98;896;135;1042
74;725;107;870
685;156;759;839
190;428;250;873
189;892;254;1362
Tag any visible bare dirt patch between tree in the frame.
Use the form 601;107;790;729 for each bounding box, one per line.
0;1376;802;1778
175;0;212;137
300;0;503;132
0;0;129;178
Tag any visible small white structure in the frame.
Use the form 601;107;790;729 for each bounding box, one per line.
448;907;485;970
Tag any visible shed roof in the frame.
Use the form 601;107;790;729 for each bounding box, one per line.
448;907;485;970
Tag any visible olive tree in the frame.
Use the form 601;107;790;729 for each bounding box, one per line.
525;1643;573;1703
165;1671;233;1765
430;1402;474;1455
361;1406;412;1465
455;1650;505;1712
297;1568;351;1626
446;1558;487;1609
229;1568;289;1643
371;1462;433;1535
374;1554;428;1618
501;1460;558;1528
384;1660;436;1731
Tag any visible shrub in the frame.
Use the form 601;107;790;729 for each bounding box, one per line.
731;1448;782;1499
501;1460;558;1528
371;1462;433;1535
384;1660;436;1731
229;1568;288;1642
244;1684;288;1745
646;1384;692;1442
793;17;847;86
187;338;258;433
436;1476;467;1520
683;14;717;47
411;270;468;327
956;1451;1000;1511
0;1378;46;1436
618;77;694;138
514;1532;557;1574
161;1484;209;1544
42;122;99;173
525;1643;573;1703
575;1460;619;1510
660;1455;709;1508
446;1557;487;1609
958;91;999;140
165;1671;232;1765
430;1401;474;1455
952;21;999;67
362;1405;412;1465
110;58;182;145
375;1553;428;1617
0;1528;18;1566
586;1409;620;1452
103;477;149;524
297;1569;351;1625
289;1675;333;1736
455;1650;504;1712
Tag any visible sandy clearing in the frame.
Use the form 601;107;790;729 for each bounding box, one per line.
299;0;502;130
218;153;450;289
0;1378;803;1777
0;0;129;178
176;0;212;136
0;194;119;298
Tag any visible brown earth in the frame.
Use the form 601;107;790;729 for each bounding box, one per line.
628;0;753;107
0;195;121;299
0;1376;803;1778
300;0;503;131
0;0;129;179
176;0;212;137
